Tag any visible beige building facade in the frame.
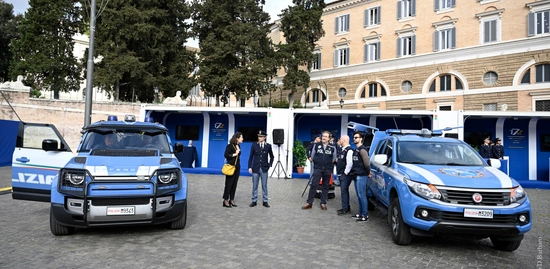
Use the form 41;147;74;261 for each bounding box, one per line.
271;0;550;111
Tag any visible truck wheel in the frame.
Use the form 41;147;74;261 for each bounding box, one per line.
490;237;522;251
388;197;412;245
169;202;187;229
50;207;74;236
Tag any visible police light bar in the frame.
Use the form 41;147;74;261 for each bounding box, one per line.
144;117;154;123
386;128;443;137
124;114;136;122
347;122;379;133
107;115;118;121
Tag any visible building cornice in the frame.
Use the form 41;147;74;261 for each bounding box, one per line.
324;0;378;15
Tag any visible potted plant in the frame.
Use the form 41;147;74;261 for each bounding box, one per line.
293;140;308;173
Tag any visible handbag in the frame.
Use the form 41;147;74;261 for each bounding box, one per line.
222;145;237;176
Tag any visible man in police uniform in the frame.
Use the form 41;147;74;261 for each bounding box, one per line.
302;131;337;210
479;137;493;158
248;130;274;207
492;137;505;159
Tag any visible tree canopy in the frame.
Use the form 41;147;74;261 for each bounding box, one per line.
9;0;83;99
91;0;197;103
192;0;278;106
0;1;20;82
278;0;326;107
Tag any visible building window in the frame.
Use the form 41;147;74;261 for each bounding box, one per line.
535;100;550;111
396;35;416;57
334;47;350;66
483;71;498;85
528;10;550;36
440;75;452;91
521;69;531;84
397;0;416;20
308;89;326;104
311;53;321;71
483;103;497;111
477;9;504;44
439;105;452;111
361;83;387;98
433;28;456;51
401;81;412;92
428;74;464;92
483;19;497;43
335;14;350;34
364;6;381;27
435;0;456;11
364;42;380;62
536;64;550;83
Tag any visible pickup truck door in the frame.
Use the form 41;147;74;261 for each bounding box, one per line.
370;139;392;206
12;123;74;202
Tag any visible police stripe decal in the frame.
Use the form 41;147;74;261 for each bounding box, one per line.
485;166;513;188
399;163;444;185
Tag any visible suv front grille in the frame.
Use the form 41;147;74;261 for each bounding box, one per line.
438;188;510;206
91;198;150;206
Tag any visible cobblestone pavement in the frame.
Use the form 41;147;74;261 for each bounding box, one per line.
0;166;549;269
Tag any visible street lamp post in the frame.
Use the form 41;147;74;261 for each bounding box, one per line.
338;87;347;109
339;98;344;109
154;86;159;103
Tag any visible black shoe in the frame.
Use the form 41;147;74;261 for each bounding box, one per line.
223;201;232;208
351;214;361;219
356;216;369;222
230;200;237;207
263;202;270;208
249;202;257;207
336;208;350;215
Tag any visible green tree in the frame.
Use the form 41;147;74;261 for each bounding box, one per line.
0;1;20;82
92;0;197;102
278;0;326;107
192;0;278;106
9;0;83;99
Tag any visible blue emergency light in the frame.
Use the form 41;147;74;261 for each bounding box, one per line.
107;115;118;121
144;117;154;123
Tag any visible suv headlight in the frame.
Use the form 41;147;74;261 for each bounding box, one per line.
157;170;179;184
510;186;526;203
404;178;441;200
61;170;86;186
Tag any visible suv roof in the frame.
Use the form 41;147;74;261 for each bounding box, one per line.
85;121;168;133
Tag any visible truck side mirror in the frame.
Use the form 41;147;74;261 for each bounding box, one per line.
372;154;387;165
174;143;184;153
488;158;501;169
42;139;59;151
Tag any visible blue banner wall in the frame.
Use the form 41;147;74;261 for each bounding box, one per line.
503;119;530;181
536;119;550;181
0;120;19;166
208;114;229;169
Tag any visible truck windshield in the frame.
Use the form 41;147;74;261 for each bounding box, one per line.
80;130;171;154
397;141;486;166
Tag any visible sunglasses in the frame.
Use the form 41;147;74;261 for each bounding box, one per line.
353;137;361;139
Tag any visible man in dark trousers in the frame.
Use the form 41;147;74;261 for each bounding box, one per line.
302;131;337;211
492;137;505;159
336;135;354;215
248;130;274;207
479;137;493;158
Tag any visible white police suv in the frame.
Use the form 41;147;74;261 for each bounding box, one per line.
347;122;532;251
12;115;187;235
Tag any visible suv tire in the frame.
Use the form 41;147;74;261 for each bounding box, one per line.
50;208;75;236
490;237;522;251
169;201;187;229
389;197;412;245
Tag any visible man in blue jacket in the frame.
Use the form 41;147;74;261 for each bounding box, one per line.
248;130;274;207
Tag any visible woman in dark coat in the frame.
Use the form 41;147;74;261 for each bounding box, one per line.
223;132;244;208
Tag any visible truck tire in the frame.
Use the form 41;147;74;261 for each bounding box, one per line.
490;237;522;251
169;201;187;229
388;197;412;245
50;208;75;236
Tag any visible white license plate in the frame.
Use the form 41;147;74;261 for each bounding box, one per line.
107;206;135;216
464;208;493;219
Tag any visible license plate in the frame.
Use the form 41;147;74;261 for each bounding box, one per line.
107;206;135;216
464;208;493;219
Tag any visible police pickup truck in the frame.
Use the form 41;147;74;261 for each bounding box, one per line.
12;115;188;235
347;122;531;251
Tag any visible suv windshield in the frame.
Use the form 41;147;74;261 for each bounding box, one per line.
80;130;171;154
397;141;486;166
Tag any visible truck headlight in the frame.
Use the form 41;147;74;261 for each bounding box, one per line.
510;186;526;203
157;170;178;184
404;178;441;200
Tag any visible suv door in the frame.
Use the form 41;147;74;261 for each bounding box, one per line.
12;123;74;202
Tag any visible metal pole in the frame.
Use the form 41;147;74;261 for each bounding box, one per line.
84;0;97;127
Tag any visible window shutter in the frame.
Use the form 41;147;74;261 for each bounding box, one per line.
433;31;439;52
411;0;416;16
451;0;456;8
397;38;402;57
364;9;368;27
334;50;339;66
345;14;350;31
397;1;402;20
451;27;456;49
335;17;339;34
484;21;490;43
317;53;322;69
364;44;368;62
345;48;350;65
411;35;416;55
376;42;381;60
376;7;381;25
490;20;497;42
434;0;439;11
528;13;535;37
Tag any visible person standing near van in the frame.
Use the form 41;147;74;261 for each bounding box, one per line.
248;130;274;208
350;131;371;222
336;135;354;215
223;132;244;208
302;131;337;210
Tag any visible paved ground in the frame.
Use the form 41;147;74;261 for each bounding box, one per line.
0;166;549;269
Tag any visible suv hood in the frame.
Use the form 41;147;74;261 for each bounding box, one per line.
77;156;161;176
398;163;517;188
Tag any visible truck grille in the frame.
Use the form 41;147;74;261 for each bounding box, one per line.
91;198;150;206
437;212;517;224
438;188;510;206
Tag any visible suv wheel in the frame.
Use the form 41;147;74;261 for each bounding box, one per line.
169;201;187;229
50;207;75;236
490;237;522;251
388;197;412;245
